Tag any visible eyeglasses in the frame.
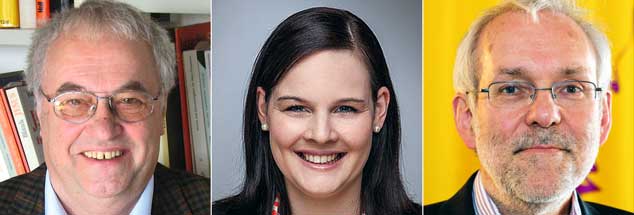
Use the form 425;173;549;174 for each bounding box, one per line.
473;80;602;108
40;88;160;124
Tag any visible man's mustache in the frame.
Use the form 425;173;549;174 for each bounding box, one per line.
511;128;574;155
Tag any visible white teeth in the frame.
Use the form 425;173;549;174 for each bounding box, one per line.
82;150;123;160
302;153;339;164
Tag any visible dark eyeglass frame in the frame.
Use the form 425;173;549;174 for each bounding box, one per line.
39;88;160;124
469;80;603;106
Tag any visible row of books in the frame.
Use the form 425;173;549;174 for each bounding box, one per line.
0;0;73;29
0;71;43;182
169;22;210;177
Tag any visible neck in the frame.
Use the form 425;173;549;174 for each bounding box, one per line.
479;171;572;215
285;178;363;215
49;173;149;215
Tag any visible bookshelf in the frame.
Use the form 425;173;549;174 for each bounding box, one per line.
0;1;210;73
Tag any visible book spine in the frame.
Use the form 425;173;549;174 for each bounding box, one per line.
0;150;12;182
36;0;50;27
0;89;26;174
196;50;210;177
0;127;16;178
6;87;43;171
18;0;36;28
0;0;20;28
175;28;194;172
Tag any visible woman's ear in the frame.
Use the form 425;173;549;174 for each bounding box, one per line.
257;87;268;126
373;87;390;132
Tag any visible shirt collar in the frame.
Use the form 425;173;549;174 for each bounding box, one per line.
472;171;582;215
45;170;154;215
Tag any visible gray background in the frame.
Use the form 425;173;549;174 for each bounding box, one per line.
212;0;422;203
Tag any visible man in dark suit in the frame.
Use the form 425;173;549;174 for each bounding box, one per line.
425;0;632;214
0;1;209;214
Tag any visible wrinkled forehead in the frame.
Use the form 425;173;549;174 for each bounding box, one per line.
476;10;597;83
41;32;160;94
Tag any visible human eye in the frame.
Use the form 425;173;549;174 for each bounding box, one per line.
284;105;308;113
495;83;525;95
334;105;358;113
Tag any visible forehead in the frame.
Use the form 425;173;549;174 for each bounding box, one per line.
272;50;371;98
477;10;597;82
41;33;160;93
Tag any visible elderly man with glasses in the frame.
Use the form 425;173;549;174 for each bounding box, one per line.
425;0;631;214
0;1;209;214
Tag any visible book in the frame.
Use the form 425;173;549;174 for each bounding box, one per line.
158;116;170;167
0;86;26;174
50;0;73;16
36;0;51;27
18;0;36;28
6;85;43;171
183;49;209;177
0;126;16;180
0;0;20;28
174;22;210;172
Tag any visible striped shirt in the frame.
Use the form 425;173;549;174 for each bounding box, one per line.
473;171;581;215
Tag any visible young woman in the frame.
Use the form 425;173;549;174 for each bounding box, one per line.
213;7;420;215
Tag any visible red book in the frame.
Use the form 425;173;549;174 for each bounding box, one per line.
174;22;210;172
0;88;27;174
36;0;50;27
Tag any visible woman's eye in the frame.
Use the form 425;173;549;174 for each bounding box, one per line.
334;106;357;113
285;105;307;112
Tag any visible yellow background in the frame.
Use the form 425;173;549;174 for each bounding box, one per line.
423;0;634;212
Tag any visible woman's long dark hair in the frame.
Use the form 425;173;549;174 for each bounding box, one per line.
214;7;418;214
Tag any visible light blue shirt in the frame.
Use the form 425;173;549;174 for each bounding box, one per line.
45;170;154;215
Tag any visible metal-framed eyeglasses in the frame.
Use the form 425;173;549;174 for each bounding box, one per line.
39;88;160;124
471;80;602;108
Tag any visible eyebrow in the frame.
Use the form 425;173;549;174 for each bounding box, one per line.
54;81;151;94
276;96;366;104
496;66;588;79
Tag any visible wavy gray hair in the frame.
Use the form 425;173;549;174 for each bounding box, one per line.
26;0;175;103
453;0;611;108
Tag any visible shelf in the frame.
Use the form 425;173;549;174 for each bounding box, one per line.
75;0;210;14
0;29;35;46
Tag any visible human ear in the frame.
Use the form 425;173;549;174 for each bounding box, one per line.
598;91;612;146
453;93;476;149
373;87;390;132
256;87;268;127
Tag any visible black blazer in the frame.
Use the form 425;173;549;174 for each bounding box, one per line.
424;172;633;215
0;163;210;214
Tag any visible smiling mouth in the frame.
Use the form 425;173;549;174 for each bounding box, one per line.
82;150;123;160
295;152;346;164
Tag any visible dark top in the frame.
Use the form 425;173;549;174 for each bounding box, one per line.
0;163;210;214
424;172;633;215
213;195;422;215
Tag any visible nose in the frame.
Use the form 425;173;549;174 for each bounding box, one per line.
525;89;561;128
303;112;338;144
86;99;122;140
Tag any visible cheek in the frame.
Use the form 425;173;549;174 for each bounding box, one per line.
268;114;305;149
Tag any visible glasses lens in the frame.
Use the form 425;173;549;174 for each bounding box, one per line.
488;82;533;108
112;91;155;122
553;81;596;106
53;92;97;122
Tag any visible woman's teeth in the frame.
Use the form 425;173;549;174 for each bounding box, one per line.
299;153;344;164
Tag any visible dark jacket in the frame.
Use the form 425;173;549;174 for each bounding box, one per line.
424;172;633;215
0;163;210;214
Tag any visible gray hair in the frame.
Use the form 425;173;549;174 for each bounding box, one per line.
453;0;612;108
26;0;175;101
